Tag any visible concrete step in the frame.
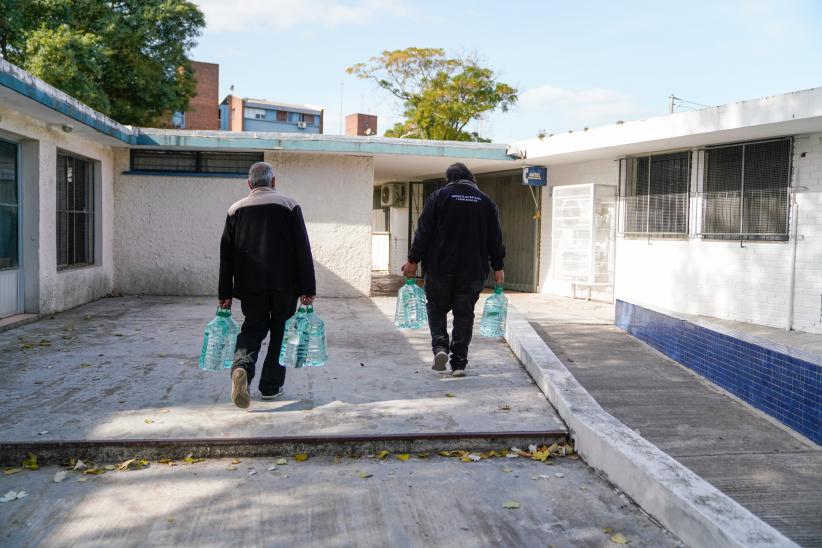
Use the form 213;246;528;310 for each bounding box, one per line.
0;430;567;465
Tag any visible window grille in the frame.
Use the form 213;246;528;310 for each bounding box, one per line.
620;151;690;236
56;153;94;269
701;139;791;240
130;150;263;175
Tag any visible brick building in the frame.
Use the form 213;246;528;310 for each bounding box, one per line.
170;60;219;130
346;113;378;136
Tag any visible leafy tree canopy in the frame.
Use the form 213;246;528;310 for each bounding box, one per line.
347;48;516;141
0;0;205;126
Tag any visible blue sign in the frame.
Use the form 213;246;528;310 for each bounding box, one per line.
522;166;547;186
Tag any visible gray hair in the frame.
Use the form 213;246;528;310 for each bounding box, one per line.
248;161;275;188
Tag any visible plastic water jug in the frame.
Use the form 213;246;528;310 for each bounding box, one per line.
480;284;508;337
304;305;328;367
199;308;240;371
279;306;310;368
394;278;428;329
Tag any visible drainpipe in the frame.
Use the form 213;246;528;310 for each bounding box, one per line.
786;192;799;331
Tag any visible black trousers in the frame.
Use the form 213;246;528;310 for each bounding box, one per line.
232;292;298;393
424;275;485;370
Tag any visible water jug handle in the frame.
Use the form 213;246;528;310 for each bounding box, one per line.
216;307;231;316
297;305;307;314
494;283;504;294
306;305;314;313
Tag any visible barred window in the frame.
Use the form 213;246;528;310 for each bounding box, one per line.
621;151;690;235
57;153;94;269
130;150;263;175
701;139;791;240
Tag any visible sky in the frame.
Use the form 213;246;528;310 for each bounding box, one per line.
189;0;822;143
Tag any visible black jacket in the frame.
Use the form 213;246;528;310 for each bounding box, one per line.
219;187;316;299
408;180;505;279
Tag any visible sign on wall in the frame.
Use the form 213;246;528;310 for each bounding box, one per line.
522;166;548;186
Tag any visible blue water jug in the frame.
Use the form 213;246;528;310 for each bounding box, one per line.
304;305;328;367
394;278;428;329
480;284;508;337
199;308;240;371
279;306;310;368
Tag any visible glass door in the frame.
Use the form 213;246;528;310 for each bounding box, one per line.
0;139;19;318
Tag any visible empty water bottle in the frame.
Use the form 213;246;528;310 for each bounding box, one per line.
199;308;240;371
279;306;309;368
304;305;328;367
480;284;508;337
394;278;428;329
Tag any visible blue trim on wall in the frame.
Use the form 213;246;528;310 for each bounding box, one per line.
0;70;135;145
120;171;247;179
616;300;821;444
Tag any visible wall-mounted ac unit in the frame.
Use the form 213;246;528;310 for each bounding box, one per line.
380;183;407;207
297;121;307;129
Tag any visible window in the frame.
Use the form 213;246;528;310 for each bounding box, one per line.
130;150;264;175
701;139;791;240
244;107;267;120
276;110;287;122
304;114;314;125
171;111;185;129
620;151;690;236
0;140;18;270
288;112;304;123
57;153;94;269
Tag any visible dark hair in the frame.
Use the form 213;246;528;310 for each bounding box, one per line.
445;162;475;183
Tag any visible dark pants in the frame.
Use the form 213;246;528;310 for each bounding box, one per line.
232;292;298;394
424;275;485;370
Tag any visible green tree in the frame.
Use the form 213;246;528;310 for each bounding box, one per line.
0;0;205;126
347;48;517;141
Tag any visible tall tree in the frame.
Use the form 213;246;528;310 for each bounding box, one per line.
347;48;517;141
0;0;205;126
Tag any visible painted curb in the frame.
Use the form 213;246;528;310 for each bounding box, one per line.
504;305;797;548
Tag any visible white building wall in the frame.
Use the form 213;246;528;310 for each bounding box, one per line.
113;150;373;298
0;106;116;315
538;159;619;298
614;133;822;334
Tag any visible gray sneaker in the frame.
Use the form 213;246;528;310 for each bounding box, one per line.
231;368;251;409
432;349;449;371
451;369;466;378
261;388;284;400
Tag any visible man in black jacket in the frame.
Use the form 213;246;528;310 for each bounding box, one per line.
219;161;316;408
402;163;505;377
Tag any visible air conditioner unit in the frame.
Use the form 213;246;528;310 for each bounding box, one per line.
380;183;407;207
297;121;307;129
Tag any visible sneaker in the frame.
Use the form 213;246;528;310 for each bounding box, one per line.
231;368;251;409
432;349;449;371
260;388;283;400
451;369;466;378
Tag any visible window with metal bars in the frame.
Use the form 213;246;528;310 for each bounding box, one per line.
130;150;264;175
56;153;94;270
620;151;690;236
701;139;791;241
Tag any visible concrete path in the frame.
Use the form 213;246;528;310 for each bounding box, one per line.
0;455;681;547
514;294;822;547
0;296;564;444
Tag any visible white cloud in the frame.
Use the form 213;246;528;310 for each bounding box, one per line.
519;84;641;122
195;0;408;32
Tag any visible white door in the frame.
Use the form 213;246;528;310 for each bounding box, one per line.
0;139;19;318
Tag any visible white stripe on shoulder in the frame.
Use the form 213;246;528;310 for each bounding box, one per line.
227;188;298;215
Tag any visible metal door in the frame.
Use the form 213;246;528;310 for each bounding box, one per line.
477;172;540;292
0;139;20;317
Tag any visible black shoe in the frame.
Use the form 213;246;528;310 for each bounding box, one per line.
260;387;284;400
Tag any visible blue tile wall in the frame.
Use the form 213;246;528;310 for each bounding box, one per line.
616;300;821;444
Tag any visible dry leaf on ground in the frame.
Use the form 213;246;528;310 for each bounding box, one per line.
53;470;68;483
376;450;390;460
267;465;277;471
22;454;38;470
3;468;22;475
498;404;511;411
445;393;456;398
610;533;630;544
395;454;410;462
231;459;241;465
144;419;154;424
502;501;520;509
183;454;205;464
501;467;513;473
294;454;309;462
0;490;27;503
358;471;372;479
275;458;287;465
227;465;238;471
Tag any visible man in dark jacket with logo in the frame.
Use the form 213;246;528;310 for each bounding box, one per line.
402;163;505;377
219;161;316;409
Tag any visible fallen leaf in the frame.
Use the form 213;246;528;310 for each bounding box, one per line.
395;454;410;462
79;363;92;368
502;501;520;509
144;419;154;424
22;454;38;470
103;464;116;471
83;314;92;320
498;404;511;411
505;453;519;459
603;528;613;534
73;460;87;471
0;490;27;503
53;470;68;483
114;333;125;337
466;453;481;462
554;473;564;478
501;467;513;473
167;516;176;524
276;458;287;465
445;393;456;398
538;474;552;480
294;454;309;462
376;450;390;460
117;459;136;471
231;459;241;465
160;409;171;414
227;465;238;471
3;468;22;475
438;451;452;457
358;471;372;479
183;454;204;464
531;475;539;480
416;453;430;459
20;343;33;349
38;431;49;436
267;465;277;472
76;476;89;482
248;470;257;476
84;468;105;475
158;458;173;464
610;533;629;545
531;449;550;462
